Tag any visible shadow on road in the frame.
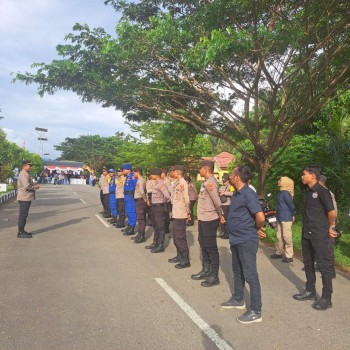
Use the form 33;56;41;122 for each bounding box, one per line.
31;217;90;235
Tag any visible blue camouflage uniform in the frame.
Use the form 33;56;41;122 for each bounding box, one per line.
123;164;137;227
108;172;118;217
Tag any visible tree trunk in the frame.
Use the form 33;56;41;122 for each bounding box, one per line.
256;160;271;199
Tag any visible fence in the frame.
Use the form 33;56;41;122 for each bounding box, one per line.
0;190;17;204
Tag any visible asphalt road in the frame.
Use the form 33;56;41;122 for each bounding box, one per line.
0;184;349;350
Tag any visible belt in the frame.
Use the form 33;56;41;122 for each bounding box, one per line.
134;197;145;201
124;190;135;195
152;203;165;207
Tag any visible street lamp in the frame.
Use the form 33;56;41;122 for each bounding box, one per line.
35;127;48;157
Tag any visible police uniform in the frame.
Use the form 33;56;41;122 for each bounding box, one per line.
186;176;198;226
218;175;233;239
132;168;147;242
169;166;191;269
115;171;126;227
146;176;155;225
162;169;172;233
191;160;223;287
108;169;118;223
17;160;39;238
99;168;110;217
145;168;170;253
122;164;137;235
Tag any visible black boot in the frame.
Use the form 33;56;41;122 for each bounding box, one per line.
151;242;164;253
201;266;220;287
109;216;118;224
17;228;32;238
191;263;211;280
175;254;191;269
123;226;135;236
103;210;111;218
115;218;126;228
121;225;131;233
134;230;146;244
145;240;158;250
168;251;182;263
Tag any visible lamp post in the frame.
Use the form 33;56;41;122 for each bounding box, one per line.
35;127;48;157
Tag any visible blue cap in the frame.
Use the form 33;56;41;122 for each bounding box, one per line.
122;163;132;170
108;168;115;173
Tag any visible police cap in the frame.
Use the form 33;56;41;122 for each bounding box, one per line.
22;160;34;166
122;163;132;170
174;165;185;173
133;167;142;173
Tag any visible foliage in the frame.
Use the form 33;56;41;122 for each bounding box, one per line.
14;0;350;195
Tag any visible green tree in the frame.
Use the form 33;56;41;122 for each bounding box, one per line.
15;0;350;195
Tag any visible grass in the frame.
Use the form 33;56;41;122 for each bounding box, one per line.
264;221;350;270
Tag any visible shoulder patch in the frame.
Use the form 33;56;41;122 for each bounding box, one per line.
207;182;214;191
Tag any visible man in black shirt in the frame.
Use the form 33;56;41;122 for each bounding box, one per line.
293;165;337;310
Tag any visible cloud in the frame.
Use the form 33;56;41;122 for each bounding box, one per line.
0;0;128;160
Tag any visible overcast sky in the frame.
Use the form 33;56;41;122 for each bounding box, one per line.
0;0;130;159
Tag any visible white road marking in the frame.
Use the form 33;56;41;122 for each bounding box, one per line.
80;198;86;204
95;214;110;228
155;278;234;350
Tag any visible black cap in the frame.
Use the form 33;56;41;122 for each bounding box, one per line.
22;160;34;166
168;166;176;172
222;173;229;182
149;168;162;175
200;160;214;169
133;167;142;173
174;165;185;172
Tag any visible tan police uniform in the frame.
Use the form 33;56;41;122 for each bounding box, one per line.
99;173;110;216
134;175;147;232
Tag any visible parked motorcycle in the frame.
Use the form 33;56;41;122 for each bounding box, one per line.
259;195;278;228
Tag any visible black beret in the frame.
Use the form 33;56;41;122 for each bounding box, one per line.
168;166;176;172
22;160;34;166
199;160;214;169
133;167;142;173
149;168;162;175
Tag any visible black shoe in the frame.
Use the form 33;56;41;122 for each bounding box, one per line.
312;298;332;311
168;253;182;263
17;231;32;238
270;254;283;259
293;290;316;301
123;226;135;236
109;217;118;224
282;257;293;263
121;225;131;232
145;241;157;250
134;231;145;244
175;260;191;269
151;243;164;253
201;275;220;287
191;263;211;280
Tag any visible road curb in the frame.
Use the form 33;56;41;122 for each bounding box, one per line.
0;190;17;204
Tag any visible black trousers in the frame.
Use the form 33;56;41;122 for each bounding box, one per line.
198;219;220;268
189;200;196;224
164;203;171;231
135;199;147;231
18;200;32;229
173;218;189;256
302;237;333;300
151;205;166;244
101;192;110;213
220;205;230;233
117;198;126;222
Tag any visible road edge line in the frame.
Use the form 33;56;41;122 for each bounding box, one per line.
95;214;110;228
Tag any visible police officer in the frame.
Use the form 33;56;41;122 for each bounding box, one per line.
191;160;225;287
122;164;137;236
218;173;233;239
99;167;110;218
108;169;118;224
185;175;198;226
17;160;40;238
168;165;191;269
114;169;126;228
145;168;170;253
130;167;147;242
146;173;155;226
161;169;172;234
